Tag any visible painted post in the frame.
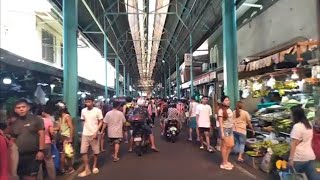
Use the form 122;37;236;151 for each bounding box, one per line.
104;36;108;99
222;0;239;109
190;33;194;97
115;57;120;97
168;64;171;97
127;72;130;96
63;0;78;118
176;55;181;99
123;66;126;96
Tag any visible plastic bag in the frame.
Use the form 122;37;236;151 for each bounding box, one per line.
64;142;74;158
279;168;307;180
51;144;60;170
260;148;273;173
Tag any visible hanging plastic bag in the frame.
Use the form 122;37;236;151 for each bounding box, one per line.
51;144;60;170
64;142;74;158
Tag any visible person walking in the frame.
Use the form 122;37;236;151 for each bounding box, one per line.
196;96;214;152
288;105;319;180
233;101;254;162
37;105;56;180
102;101;126;162
218;96;234;170
188;97;200;141
55;102;75;174
148;100;157;127
78;96;103;177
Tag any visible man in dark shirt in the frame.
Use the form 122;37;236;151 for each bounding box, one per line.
7;99;45;179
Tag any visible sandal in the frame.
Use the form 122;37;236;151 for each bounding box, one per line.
151;148;159;152
238;158;244;162
113;157;120;162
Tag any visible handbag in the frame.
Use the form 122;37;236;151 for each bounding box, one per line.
279;168;307;180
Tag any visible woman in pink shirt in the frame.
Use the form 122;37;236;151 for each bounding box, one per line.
38;106;56;180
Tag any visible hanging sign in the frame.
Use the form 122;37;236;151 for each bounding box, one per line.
184;53;192;67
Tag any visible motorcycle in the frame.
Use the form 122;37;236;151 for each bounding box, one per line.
129;115;151;156
164;119;179;143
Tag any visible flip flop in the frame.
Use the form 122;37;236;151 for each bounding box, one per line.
151;148;159;152
238;159;244;162
113;157;120;162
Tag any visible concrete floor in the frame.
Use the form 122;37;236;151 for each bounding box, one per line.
60;123;275;180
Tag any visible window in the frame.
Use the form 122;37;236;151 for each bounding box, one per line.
42;29;56;63
60;43;63;67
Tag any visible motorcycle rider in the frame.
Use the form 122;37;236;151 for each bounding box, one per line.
160;99;169;135
164;103;180;131
123;97;135;143
128;98;159;152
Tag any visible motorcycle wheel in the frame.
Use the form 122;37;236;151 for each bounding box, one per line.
135;142;142;156
171;136;176;143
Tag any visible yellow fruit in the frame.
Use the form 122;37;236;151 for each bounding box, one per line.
276;160;283;169
282;161;287;169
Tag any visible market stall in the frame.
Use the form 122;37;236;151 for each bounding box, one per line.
237;40;320;175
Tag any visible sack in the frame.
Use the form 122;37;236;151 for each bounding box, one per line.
278;168;307;180
64;142;74;158
312;129;320;160
51;144;60;170
260;148;273;173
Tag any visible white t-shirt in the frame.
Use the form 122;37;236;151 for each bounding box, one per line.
196;104;212;128
189;101;199;117
290;122;315;161
81;107;103;136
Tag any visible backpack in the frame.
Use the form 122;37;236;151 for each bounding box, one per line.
125;103;135;118
162;103;168;112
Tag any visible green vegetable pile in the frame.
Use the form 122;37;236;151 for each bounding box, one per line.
272;119;293;134
271;143;290;157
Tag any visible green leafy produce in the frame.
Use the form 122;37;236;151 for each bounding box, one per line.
271;143;290;157
272;119;293;134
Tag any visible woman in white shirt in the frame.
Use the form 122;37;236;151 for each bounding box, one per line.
288;105;319;180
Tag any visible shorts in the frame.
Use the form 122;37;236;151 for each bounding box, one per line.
189;117;197;129
199;127;210;134
18;152;41;177
223;128;233;137
44;143;52;158
80;135;100;155
109;138;122;144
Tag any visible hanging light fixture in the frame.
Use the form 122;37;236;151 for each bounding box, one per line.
266;75;276;88
2;77;12;85
291;68;299;80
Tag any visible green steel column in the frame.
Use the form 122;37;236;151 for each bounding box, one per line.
104;36;108;99
190;34;194;97
176;55;181;99
63;0;78;118
222;0;239;109
168;64;171;97
127;72;130;96
115;57;120;97
164;68;167;97
123;66;126;96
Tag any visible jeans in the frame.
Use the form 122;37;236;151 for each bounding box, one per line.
233;131;246;154
294;160;320;180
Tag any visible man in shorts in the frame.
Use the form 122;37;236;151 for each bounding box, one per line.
78;96;103;177
7;99;45;180
102;101;126;162
196;96;214;152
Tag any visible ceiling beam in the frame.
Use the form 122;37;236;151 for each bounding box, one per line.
81;0;124;65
